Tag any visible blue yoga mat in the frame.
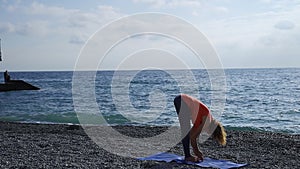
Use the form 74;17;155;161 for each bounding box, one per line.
138;152;248;169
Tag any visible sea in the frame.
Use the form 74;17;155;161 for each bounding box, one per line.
0;68;299;134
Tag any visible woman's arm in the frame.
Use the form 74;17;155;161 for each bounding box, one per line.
190;116;207;160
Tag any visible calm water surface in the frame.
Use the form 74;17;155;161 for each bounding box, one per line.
0;68;299;134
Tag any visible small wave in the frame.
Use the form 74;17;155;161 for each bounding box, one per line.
0;113;80;125
32;113;79;124
225;125;264;132
0;116;22;122
285;109;300;114
225;125;299;134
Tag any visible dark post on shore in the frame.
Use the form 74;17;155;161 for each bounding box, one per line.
4;70;10;83
0;38;2;62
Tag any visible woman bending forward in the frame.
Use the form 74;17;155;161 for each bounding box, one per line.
174;94;226;162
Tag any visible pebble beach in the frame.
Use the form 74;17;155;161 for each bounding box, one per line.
0;121;299;169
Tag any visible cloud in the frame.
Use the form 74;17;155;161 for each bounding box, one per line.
167;0;201;8
4;2;123;29
197;2;300;68
97;5;124;19
213;6;229;14
27;2;77;17
0;21;50;37
69;35;85;45
2;0;72;16
132;0;201;8
17;21;50;36
132;0;166;8
2;1;300;70
0;22;14;33
1;1;124;44
66;5;123;45
68;11;99;28
0;1;127;70
274;20;295;30
259;0;272;4
192;11;199;16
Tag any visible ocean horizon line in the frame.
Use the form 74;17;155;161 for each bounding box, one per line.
3;66;300;73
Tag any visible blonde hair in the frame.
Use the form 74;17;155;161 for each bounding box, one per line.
212;121;227;146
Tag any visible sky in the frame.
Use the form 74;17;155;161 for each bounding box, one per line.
0;0;299;71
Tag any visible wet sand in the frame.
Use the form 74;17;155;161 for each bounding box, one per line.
0;121;299;168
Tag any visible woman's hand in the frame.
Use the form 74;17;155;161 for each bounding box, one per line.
185;155;201;163
194;150;204;161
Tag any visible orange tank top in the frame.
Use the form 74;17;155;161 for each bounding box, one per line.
181;94;212;128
